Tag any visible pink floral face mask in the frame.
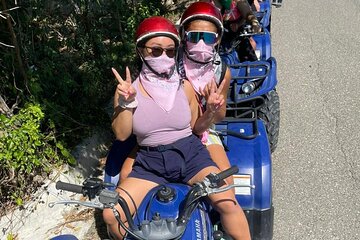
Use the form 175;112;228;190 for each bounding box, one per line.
139;55;180;112
186;40;215;63
144;54;176;76
184;40;216;94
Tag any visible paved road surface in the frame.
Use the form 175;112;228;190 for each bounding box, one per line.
271;1;360;239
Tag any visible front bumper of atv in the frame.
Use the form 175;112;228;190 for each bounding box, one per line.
245;206;274;240
272;0;283;8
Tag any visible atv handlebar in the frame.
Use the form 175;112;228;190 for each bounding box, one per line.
56;181;83;194
217;166;239;181
207;166;239;187
221;24;265;54
49;167;254;240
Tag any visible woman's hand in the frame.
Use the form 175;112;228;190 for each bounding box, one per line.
111;67;136;141
246;13;261;33
192;80;226;135
199;79;226;114
112;67;136;103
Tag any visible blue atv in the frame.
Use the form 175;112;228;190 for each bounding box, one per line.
98;37;279;240
49;1;283;239
220;25;280;153
256;0;283;32
211;1;283;238
98;1;283;239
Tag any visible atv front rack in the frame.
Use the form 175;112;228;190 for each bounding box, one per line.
227;61;271;102
229;61;270;80
216;96;265;141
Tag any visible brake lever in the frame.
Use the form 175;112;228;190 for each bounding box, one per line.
48;199;104;209
206;184;255;195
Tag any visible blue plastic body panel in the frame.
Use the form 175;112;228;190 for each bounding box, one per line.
50;235;78;240
222;57;277;103
257;1;271;29
215;120;272;210
253;29;272;60
127;184;212;240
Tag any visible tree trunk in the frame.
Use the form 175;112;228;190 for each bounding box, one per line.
1;0;29;93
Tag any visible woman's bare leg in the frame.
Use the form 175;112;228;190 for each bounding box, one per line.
119;157;135;182
103;177;158;239
188;166;251;240
254;0;261;11
207;144;234;186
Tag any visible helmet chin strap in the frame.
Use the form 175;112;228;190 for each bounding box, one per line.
137;47;175;79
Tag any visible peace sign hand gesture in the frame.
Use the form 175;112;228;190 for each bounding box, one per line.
199;79;226;114
112;67;136;103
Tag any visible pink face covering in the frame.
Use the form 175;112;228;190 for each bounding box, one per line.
144;54;174;76
184;41;216;94
186;40;215;63
139;55;180;112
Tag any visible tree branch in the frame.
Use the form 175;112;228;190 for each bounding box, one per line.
0;95;13;117
0;41;15;48
0;6;20;14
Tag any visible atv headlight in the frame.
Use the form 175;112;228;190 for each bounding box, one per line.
242;82;256;94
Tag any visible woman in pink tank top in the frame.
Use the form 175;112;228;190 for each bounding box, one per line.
104;16;250;240
178;1;235;187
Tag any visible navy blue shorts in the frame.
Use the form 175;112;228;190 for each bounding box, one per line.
128;134;216;184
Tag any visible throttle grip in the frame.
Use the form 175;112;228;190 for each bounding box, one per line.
206;166;239;187
56;181;83;194
217;166;239;181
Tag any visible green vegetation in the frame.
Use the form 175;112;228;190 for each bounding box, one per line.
0;103;72;206
0;0;165;214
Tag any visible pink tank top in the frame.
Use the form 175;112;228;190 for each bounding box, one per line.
132;80;192;146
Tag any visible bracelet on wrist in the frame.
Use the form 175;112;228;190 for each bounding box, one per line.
119;97;138;109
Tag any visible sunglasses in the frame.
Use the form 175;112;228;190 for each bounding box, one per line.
144;46;177;58
185;31;218;44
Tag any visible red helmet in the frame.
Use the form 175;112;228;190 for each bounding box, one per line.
135;16;180;47
180;2;223;37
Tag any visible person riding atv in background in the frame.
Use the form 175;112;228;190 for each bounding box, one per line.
212;0;261;33
206;0;261;61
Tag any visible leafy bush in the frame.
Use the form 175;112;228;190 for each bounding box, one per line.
0;103;74;209
0;0;166;213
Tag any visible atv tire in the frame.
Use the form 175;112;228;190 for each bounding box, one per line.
258;90;280;153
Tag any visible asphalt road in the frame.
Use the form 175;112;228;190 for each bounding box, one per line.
270;1;360;239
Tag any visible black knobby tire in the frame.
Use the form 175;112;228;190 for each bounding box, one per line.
258;90;280;153
267;14;272;32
